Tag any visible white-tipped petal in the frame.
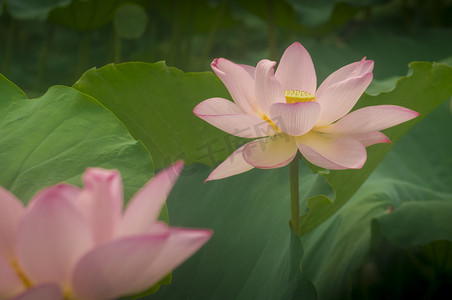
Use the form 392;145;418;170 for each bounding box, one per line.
321;105;419;135
316;73;373;127
243;135;297;169
194;98;278;138
254;59;286;116
120;161;183;236
269;102;320;136
319;58;374;91
205;145;254;182
296;132;366;170
211;58;258;115
354;131;391;147
275;42;317;94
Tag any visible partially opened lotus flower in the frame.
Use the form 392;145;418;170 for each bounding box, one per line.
194;42;419;181
0;162;212;300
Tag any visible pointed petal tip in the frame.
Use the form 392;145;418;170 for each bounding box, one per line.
192;103;200;115
204;172;224;183
211;58;229;74
379;134;391;144
287;41;304;50
173;160;184;170
257;59;277;69
392;106;420;119
360;56;374;66
211;58;219;68
84;167;120;182
203;145;255;181
155;161;184;187
211;58;226;76
203;169;224;182
167;227;214;248
195;229;213;244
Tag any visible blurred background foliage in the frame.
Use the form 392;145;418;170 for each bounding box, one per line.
0;0;451;97
1;0;452;299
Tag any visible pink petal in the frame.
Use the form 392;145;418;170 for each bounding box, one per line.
0;187;25;260
254;59;286;116
205;145;255;182
0;254;25;299
120;161;184;236
137;228;212;286
354;131;390;147
72;234;169;300
320;105;419;135
28;183;80;207
11;284;62;300
194;98;278;138
275;42;317;94
318;58;374;92
243;135;298;169
296;132;367;169
74;168;123;244
269;102;321;136
239;64;255;78
211;58;258;115
17;184;94;287
315;73;373;127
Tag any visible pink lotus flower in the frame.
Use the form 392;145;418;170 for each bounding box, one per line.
0;162;212;300
194;42;419;181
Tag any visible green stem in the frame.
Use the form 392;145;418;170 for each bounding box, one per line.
290;158;300;236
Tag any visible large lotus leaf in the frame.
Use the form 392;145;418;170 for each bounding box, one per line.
48;0;126;31
301;101;452;299
298;62;452;236
0;73;154;204
73;62;245;169
147;162;324;299
5;0;71;20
